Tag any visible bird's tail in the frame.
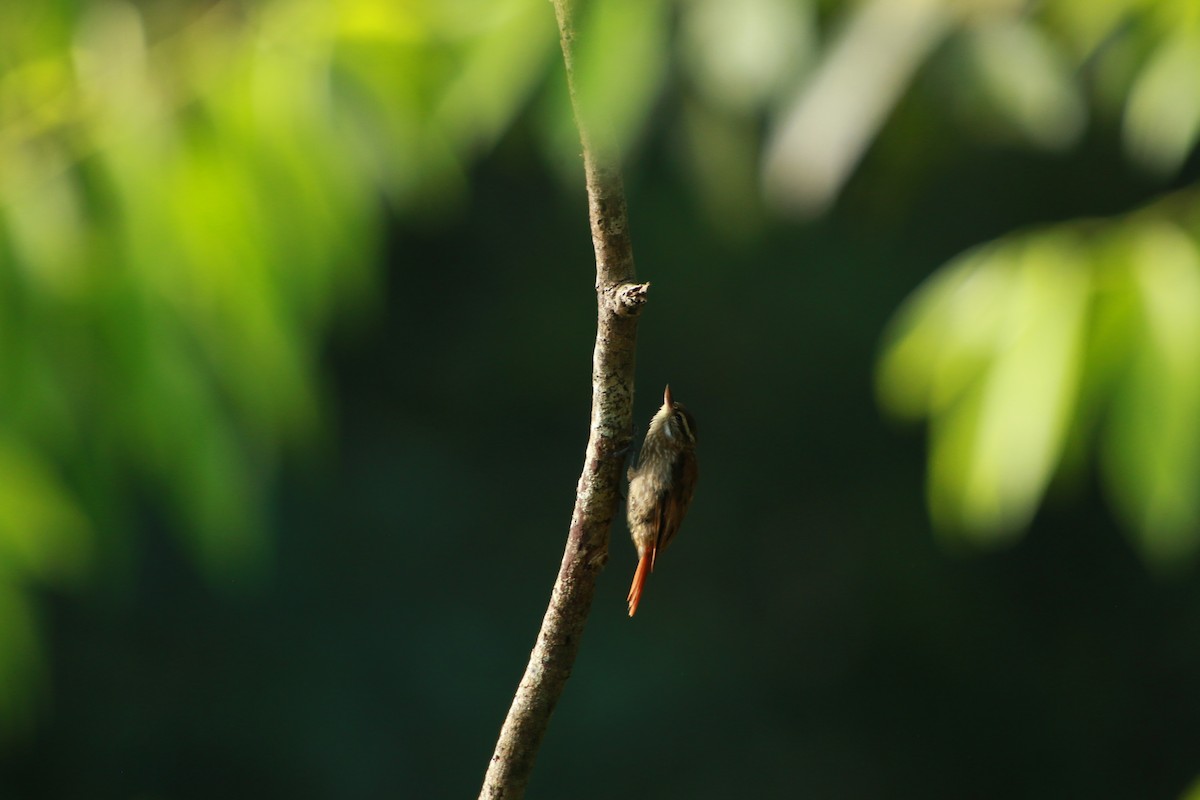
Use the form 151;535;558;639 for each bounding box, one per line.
627;548;654;617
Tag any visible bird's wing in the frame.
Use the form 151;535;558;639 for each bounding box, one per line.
655;452;698;558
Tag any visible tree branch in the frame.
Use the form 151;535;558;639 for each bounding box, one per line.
478;1;647;798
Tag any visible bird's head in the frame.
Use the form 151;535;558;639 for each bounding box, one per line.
652;384;697;448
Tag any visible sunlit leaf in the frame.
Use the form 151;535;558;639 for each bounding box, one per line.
1101;221;1200;567
336;0;425;42
1123;29;1200;175
954;19;1086;150
436;0;555;156
0;126;97;317
1053;230;1141;484
762;0;949;216
680;0;816;114
883;200;1200;564
877;242;1016;421
927;233;1090;541
1040;0;1139;59
0;439;91;583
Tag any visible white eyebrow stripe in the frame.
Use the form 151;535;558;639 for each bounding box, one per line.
675;411;694;442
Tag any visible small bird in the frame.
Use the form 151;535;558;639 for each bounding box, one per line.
626;385;699;617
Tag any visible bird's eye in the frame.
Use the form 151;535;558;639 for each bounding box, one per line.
673;411;694;442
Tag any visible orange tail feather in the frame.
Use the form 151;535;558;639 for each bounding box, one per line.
627;549;654;617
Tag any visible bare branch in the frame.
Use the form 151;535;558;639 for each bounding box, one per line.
478;1;646;797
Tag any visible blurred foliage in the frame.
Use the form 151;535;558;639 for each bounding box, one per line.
2;0;1200;757
0;0;558;738
875;1;1200;563
877;199;1200;565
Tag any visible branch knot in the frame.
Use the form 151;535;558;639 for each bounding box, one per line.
608;281;649;317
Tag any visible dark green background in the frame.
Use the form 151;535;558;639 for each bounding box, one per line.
5;111;1200;799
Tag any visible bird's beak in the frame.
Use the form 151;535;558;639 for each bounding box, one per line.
663;384;673;408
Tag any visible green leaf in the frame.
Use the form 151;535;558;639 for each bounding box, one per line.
0;438;91;583
928;233;1091;541
436;0;556;156
1102;221;1200;567
1123;29;1200;175
955;19;1086;150
877;242;1017;422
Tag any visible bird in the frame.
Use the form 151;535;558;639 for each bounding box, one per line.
625;385;699;617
